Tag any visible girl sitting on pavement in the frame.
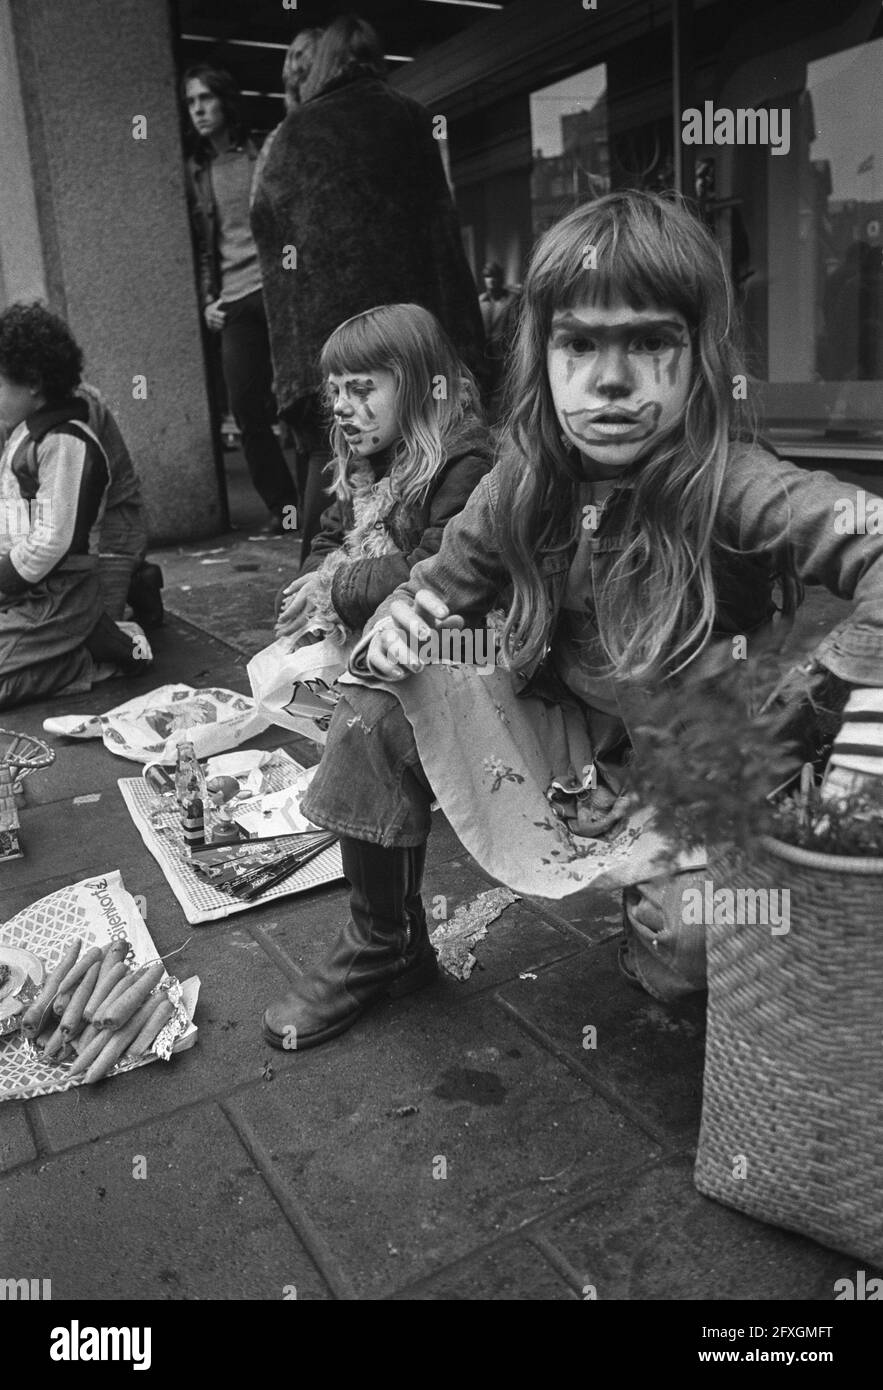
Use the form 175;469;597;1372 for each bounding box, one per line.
273;302;490;650
261;191;883;1053
0;303;146;710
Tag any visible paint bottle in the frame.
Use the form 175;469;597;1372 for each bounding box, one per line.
174;740;207;851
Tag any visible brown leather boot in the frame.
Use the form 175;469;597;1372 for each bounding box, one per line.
262;837;437;1050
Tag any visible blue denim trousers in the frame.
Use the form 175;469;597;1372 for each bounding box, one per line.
302;682;707;1002
301;683;434;848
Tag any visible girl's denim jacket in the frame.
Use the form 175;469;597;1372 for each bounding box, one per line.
355;445;883;732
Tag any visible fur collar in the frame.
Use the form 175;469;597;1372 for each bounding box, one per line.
343;458;401;559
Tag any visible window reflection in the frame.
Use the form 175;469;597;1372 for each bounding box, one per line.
530;66;609;240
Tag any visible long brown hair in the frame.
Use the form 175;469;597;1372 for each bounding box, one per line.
181;64;250;160
496;190;773;683
299;13;385;103
319;303;483;508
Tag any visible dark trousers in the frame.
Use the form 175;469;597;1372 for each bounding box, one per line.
283;392;333;564
221;290;296;514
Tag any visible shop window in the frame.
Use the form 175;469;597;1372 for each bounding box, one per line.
529;65;609;240
697;8;883;448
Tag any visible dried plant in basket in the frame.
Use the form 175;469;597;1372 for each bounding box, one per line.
624;644;867;855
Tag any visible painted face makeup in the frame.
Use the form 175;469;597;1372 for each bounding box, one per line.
546;298;693;477
328;369;400;458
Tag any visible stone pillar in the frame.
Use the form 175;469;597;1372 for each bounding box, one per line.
2;0;223;543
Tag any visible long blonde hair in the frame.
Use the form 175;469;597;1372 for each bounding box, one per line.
496;190;775;683
319;303;482;509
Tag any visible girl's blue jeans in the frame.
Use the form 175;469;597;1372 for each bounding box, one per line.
301;683;707;1003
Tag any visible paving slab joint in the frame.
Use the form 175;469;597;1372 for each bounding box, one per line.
25;1097;52;1157
246;923;307;985
522;1230;594;1298
220;1096;358;1301
493;993;672;1147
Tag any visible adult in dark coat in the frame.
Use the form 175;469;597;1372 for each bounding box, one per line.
250;14;486;563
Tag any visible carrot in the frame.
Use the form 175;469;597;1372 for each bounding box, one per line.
99;963;165;1031
52;990;73;1018
68;1027;115;1077
42;1022;66;1059
83;1000;159;1083
74;1021;101;1053
83;961;128;1023
33;1017;58;1050
60;961;101;1038
54;945;103;1000
93;967;146;1026
95;939;129;987
124;996;175;1061
21;938;82;1036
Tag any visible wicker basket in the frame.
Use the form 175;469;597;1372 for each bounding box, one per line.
695;834;883;1264
0;729;55;794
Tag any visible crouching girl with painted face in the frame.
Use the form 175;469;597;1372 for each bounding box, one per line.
274;303;490;650
262;191;883;1051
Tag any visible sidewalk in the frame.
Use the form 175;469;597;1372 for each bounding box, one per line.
0;452;877;1301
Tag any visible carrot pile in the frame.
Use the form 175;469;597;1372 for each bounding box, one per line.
20;936;176;1083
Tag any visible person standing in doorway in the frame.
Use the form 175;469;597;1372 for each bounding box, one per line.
250;29;323;525
251;14;485;565
183;64;297;536
478;262;520;422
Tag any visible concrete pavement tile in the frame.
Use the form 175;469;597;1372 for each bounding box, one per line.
0;793;177;893
14;743;148;806
536;1156;867;1301
528;884;626;947
389;1239;578;1300
0;1101;37;1173
31;926;293;1152
262;855;578;1000
2;1104;331;1300
231;992;655;1299
421;855;580;994
497;939;705;1139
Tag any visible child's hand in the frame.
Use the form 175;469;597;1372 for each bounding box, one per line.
365;588;464;681
281;573;315;600
276;575;319;636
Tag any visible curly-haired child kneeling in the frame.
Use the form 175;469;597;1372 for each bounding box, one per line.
0;303;144;709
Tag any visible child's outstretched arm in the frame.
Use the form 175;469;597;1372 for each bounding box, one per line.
364;589;464;681
327;449;490;634
727;449;883;687
348;468;508;681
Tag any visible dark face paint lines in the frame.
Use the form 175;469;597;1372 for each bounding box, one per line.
665;339;688;388
547;298;693;477
328;369;399;457
563;401;662;445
